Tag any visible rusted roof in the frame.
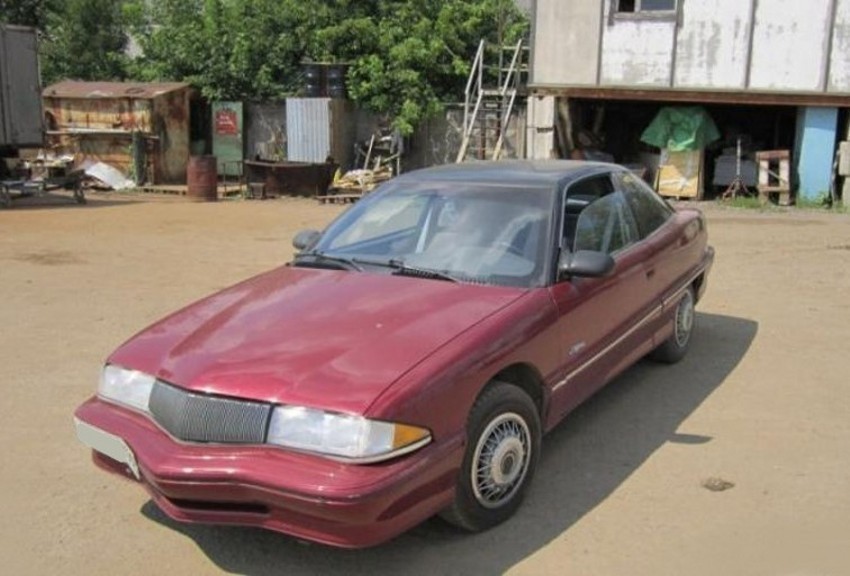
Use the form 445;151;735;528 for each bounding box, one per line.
43;81;191;100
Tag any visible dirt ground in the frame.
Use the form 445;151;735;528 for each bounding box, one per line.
1;189;849;575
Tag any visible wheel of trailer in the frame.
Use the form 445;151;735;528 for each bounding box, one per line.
440;381;541;532
650;286;695;364
73;180;86;204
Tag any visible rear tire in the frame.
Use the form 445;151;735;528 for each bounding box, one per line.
650;286;695;364
440;381;541;532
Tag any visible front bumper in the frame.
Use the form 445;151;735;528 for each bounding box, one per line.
74;397;463;548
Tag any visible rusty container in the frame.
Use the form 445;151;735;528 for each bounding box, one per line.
186;155;218;201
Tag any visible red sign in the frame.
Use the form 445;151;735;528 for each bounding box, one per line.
215;109;239;136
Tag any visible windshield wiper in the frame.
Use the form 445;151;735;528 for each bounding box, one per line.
293;251;364;271
352;258;458;283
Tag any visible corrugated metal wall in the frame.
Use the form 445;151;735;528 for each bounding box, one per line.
286;98;356;169
286;98;331;163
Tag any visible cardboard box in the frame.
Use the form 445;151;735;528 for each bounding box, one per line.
655;149;703;199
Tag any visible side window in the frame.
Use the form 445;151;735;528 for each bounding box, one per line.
615;172;673;239
562;174;615;249
574;191;638;255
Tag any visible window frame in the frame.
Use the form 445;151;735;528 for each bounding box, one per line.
611;0;678;22
559;171;640;257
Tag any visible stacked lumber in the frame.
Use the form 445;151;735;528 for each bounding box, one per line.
317;166;393;204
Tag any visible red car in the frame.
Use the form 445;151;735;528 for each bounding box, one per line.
74;161;713;548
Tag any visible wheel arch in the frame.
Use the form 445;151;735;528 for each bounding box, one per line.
691;272;706;303
487;363;547;420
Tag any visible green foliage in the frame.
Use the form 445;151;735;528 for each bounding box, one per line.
39;0;128;84
126;0;313;101
333;0;529;134
10;0;529;133
0;0;60;29
128;0;527;133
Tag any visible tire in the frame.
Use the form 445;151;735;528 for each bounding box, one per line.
440;381;541;532
650;286;695;364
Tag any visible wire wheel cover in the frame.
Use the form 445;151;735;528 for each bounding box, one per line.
471;412;532;508
674;290;695;348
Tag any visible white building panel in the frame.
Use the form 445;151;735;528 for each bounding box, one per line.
600;11;675;86
828;0;850;92
526;96;556;160
532;0;601;86
674;0;752;89
749;0;832;91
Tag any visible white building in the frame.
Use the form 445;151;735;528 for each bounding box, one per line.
527;0;850;199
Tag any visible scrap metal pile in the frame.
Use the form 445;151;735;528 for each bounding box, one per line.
318;129;402;204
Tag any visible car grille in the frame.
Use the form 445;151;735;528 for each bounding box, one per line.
149;381;272;444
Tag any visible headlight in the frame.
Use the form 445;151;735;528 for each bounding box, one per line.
97;365;155;413
266;406;431;463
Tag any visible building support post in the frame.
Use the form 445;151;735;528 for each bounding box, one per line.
794;106;839;201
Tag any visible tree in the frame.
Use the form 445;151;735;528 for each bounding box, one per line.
0;0;60;29
39;0;128;84
127;0;312;101
312;0;529;134
125;0;528;133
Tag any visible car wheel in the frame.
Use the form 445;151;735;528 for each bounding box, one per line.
651;286;695;364
440;381;541;532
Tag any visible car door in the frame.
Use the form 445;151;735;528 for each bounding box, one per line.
614;172;702;341
547;172;658;422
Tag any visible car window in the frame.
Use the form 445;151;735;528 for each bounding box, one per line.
614;171;673;239
327;195;427;249
313;181;556;288
573;191;638;255
561;174;615;249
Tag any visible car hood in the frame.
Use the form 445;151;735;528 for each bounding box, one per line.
109;266;526;414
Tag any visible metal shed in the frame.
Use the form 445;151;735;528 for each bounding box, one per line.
42;81;192;184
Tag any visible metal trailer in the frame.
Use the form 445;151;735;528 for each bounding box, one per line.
0;172;86;208
0;24;83;207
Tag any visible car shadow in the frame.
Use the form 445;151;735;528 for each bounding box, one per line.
140;311;757;575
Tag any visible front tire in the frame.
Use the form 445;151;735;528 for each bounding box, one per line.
650;286;695;364
440;381;541;532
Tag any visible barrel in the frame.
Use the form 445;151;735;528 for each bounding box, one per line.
326;64;348;99
303;64;323;97
186;155;218;201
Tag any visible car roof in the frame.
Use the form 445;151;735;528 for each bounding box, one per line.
392;160;622;189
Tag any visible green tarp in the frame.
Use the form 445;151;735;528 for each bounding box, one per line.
640;106;720;152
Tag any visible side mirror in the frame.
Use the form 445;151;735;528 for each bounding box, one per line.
558;249;615;280
292;229;321;252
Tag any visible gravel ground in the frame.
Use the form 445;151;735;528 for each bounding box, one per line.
1;190;849;575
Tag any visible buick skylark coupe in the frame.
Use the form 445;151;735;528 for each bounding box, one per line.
74;160;714;548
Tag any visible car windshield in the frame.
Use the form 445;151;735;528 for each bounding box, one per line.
308;180;555;288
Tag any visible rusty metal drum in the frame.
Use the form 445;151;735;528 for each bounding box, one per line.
186;155;218;201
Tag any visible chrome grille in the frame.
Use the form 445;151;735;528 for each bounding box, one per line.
149;381;272;443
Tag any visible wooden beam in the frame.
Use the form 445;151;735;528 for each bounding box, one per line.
529;85;850;107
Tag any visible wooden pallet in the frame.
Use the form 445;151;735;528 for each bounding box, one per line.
138;185;187;196
316;193;364;204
